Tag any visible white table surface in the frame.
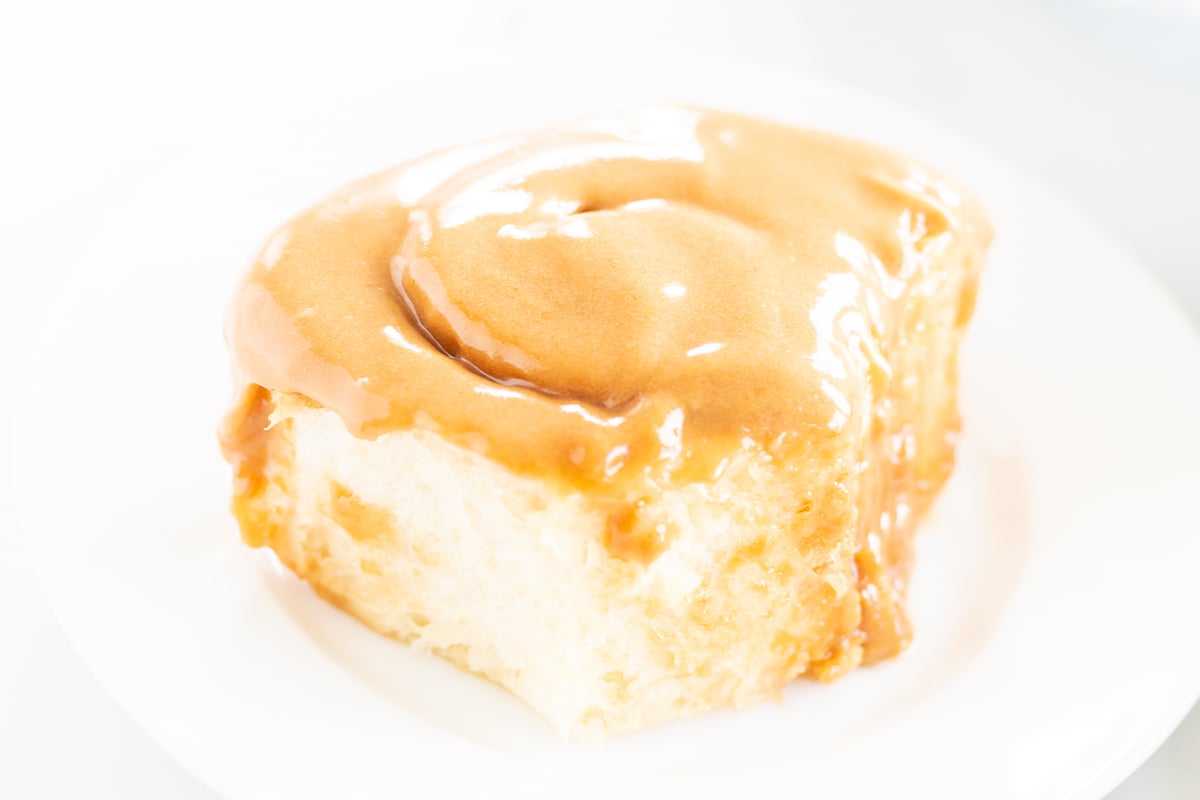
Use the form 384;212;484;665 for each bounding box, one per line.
2;1;1197;796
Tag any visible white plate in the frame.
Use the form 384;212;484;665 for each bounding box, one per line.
14;57;1200;800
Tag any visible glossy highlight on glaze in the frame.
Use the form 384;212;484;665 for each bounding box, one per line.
224;107;989;493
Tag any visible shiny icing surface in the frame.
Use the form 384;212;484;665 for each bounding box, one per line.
223;107;989;492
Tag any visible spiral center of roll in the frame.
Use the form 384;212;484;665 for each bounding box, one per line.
386;109;823;410
395;199;786;408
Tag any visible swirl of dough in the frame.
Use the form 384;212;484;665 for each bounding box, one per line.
225;107;987;487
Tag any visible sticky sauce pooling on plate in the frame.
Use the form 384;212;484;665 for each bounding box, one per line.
223;107;987;491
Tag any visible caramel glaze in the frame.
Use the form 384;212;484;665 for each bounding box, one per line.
222;107;991;665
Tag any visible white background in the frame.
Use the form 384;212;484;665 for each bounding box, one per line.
1;1;1197;797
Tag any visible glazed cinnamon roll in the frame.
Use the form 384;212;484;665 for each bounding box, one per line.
220;107;991;738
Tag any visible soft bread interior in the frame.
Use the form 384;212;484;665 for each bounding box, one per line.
240;394;865;738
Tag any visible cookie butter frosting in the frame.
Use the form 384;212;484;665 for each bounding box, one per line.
223;107;988;493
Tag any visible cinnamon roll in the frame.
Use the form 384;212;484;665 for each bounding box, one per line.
219;107;991;738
